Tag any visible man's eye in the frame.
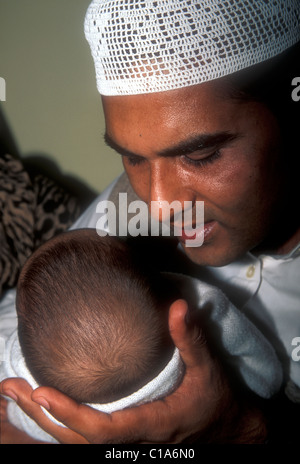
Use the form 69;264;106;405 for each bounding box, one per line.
124;156;145;167
182;150;221;166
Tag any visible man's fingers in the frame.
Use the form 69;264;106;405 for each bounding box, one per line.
32;386;111;441
1;379;182;444
0;378;88;444
1;378;41;418
33;385;191;444
0;395;8;420
32;386;172;444
168;299;210;369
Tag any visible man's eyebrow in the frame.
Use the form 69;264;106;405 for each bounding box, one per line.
159;132;240;158
104;133;139;158
104;131;240;158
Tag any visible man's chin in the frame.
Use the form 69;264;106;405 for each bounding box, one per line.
180;241;244;268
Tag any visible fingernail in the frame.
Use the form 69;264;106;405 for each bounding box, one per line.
2;389;18;402
34;396;51;411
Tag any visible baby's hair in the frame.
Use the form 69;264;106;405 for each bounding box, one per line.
17;230;174;403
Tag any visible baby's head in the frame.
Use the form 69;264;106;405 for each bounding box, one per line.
16;229;174;403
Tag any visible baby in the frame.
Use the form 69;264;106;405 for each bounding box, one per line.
0;230;283;443
16;230;177;405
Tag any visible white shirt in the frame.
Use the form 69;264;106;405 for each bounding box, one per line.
202;246;300;400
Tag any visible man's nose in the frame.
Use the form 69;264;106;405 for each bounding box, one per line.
148;160;192;223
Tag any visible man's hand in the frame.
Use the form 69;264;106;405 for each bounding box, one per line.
0;299;267;444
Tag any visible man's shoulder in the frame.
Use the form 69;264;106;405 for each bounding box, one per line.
70;176;122;230
71;172;141;231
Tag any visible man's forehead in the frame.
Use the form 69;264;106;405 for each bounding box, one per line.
102;81;242;150
101;80;232;130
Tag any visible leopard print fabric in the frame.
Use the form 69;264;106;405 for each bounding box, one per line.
0;153;84;297
31;173;81;249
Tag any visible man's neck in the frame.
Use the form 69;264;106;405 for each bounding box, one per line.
252;222;300;257
275;225;300;255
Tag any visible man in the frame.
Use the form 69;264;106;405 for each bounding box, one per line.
1;0;300;443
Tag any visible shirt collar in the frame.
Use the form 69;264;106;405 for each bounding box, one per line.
252;241;300;261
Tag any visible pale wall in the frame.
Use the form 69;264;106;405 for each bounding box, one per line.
0;0;123;193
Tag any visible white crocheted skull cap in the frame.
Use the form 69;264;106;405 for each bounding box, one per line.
84;0;300;96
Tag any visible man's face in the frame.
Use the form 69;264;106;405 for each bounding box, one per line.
102;81;283;267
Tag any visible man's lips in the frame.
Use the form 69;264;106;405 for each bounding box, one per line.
173;220;217;243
